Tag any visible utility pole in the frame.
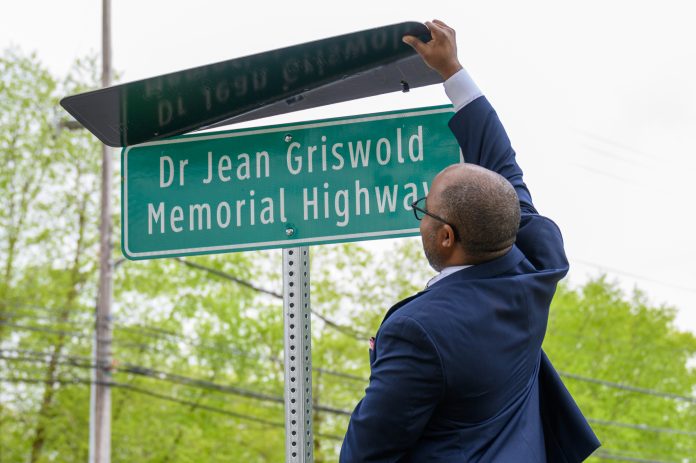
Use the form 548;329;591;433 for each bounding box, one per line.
89;0;113;461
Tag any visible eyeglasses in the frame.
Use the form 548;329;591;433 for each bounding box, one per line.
410;197;458;239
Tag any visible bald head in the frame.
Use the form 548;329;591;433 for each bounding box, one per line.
432;164;520;262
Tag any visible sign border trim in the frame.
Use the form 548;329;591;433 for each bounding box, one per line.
122;104;454;259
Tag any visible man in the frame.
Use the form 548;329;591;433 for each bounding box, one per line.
340;20;601;462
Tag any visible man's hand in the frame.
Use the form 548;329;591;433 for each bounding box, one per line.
403;20;463;81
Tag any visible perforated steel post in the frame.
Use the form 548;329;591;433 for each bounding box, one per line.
283;246;313;463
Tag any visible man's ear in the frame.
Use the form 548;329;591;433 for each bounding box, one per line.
438;224;456;249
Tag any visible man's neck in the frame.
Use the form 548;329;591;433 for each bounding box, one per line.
427;265;472;287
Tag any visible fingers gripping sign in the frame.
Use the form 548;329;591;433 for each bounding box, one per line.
403;20;463;80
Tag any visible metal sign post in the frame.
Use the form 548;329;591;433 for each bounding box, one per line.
283;247;313;462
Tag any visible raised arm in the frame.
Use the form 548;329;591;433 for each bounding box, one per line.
403;20;536;214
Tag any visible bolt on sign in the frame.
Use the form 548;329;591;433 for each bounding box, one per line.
121;105;460;260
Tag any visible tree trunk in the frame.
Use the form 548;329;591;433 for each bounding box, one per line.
29;194;88;463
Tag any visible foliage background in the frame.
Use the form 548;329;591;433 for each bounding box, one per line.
1;50;694;463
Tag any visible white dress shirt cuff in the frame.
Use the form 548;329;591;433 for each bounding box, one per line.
444;68;483;112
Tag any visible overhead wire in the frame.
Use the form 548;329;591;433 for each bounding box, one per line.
0;375;342;441
3;350;695;439
173;258;370;340
577;143;652;169
10;307;695;383
0;350;352;416
569;258;696;295
545;328;695;356
575;130;656;162
114;314;694;371
1;316;368;384
588;418;696;437
0;321;91;340
602;435;694;456
3;319;695;403
0;300;370;381
568;162;653;191
565;132;696;295
593;450;674;463
559;371;696;404
8;367;691;456
1;258;372;343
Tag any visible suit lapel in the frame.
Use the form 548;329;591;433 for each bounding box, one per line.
379;291;429;328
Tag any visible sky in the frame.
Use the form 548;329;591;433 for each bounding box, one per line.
2;0;695;334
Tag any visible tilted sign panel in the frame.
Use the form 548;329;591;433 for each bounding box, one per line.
122;105;460;259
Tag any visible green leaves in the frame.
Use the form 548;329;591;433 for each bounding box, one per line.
544;278;696;462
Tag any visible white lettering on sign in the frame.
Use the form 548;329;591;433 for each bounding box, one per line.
143;177;430;235
146;188;288;235
170;206;184;232
189;203;211;231
300;181;430;228
148;202;165;234
133;112;453;250
160;156;174;187
285;125;424;176
409;125;423;162
203;151;271;184
159;156;188;187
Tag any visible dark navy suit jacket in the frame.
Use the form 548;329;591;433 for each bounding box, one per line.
340;97;600;462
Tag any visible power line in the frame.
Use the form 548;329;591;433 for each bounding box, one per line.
559;371;696;404
113;322;367;384
11;308;695;384
0;300;92;315
0;311;86;323
588;418;696;437
1;352;285;406
122;382;285;429
4;321;695;404
545;329;695;356
2;265;371;342
0;321;92;340
8;356;694;443
0;375;342;441
173;258;370;340
570;258;696;295
0;351;353;416
594;449;675;463
114;323;267;361
1;319;368;385
4;353;696;438
605;435;695;456
314;366;364;382
120;381;342;441
575;130;656;162
174;258;283;299
3;371;693;454
569;162;653;191
577;143;652;170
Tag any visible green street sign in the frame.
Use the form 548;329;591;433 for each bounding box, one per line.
122;105;460;260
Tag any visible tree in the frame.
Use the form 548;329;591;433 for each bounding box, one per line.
0;48;102;463
544;279;696;462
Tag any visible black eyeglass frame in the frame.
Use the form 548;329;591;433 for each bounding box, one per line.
410;197;459;240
